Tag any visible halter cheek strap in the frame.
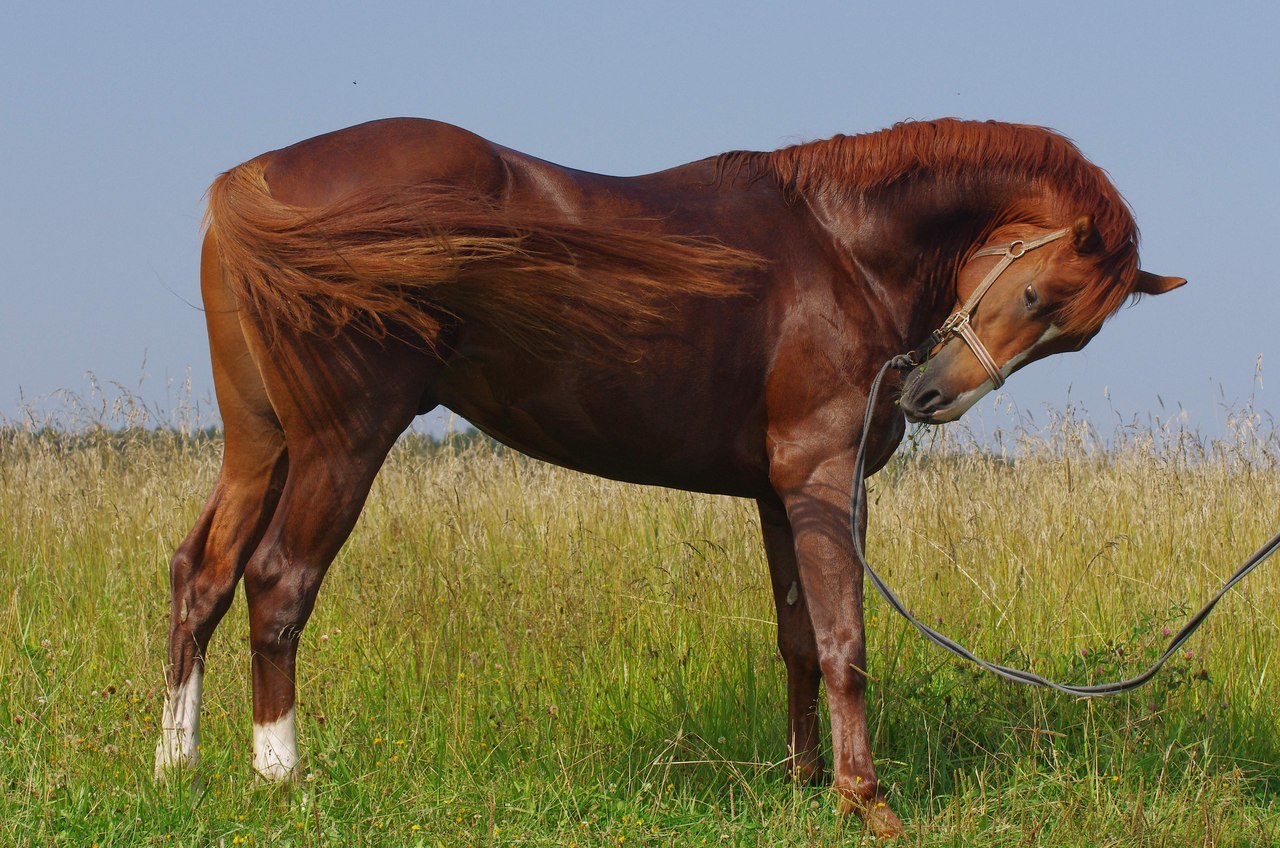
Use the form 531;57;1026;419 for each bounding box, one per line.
929;227;1072;388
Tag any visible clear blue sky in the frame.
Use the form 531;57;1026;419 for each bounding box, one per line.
3;2;1277;438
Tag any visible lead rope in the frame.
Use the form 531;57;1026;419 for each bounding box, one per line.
851;355;1280;696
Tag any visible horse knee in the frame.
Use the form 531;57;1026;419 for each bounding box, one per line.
777;628;820;675
816;640;866;695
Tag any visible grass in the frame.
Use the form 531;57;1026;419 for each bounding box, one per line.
1;402;1279;846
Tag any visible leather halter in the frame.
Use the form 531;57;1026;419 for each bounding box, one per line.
929;227;1072;388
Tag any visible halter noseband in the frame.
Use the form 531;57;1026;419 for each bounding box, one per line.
923;227;1072;388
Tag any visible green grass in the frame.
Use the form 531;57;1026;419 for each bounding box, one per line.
1;409;1278;846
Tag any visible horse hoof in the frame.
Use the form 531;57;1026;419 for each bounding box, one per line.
862;802;905;839
838;793;906;839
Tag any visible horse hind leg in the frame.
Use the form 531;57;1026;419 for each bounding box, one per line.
240;435;401;780
233;328;429;781
156;234;288;777
156;445;286;776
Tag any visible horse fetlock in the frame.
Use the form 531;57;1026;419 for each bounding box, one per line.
154;667;204;779
253;707;299;782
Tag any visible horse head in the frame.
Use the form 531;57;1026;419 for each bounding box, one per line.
898;216;1185;423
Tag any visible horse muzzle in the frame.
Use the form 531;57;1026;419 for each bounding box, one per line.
898;363;984;424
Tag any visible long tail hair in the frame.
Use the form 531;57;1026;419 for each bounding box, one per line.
205;162;762;353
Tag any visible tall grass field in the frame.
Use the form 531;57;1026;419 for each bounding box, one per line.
2;399;1278;846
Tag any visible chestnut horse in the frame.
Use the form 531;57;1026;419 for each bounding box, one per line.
156;117;1184;837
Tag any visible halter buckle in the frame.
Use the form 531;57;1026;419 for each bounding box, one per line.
1006;239;1026;259
938;310;970;337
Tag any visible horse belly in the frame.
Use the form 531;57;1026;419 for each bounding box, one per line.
433;358;770;498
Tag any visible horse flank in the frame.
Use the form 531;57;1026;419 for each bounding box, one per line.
204;162;762;354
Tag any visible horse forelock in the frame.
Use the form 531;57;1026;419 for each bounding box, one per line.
718;119;1142;333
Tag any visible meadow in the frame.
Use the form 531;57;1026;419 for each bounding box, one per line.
1;397;1278;846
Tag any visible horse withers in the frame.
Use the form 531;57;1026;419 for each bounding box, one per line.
155;117;1183;838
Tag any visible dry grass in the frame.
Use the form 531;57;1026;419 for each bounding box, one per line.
1;397;1278;846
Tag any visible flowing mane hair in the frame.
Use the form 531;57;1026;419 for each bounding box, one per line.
718;119;1142;334
205;162;761;353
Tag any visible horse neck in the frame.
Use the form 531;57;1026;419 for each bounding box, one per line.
811;175;1049;350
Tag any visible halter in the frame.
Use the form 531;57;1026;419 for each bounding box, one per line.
924;227;1072;388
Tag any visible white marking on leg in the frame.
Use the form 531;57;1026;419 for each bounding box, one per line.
253;708;298;781
154;666;203;778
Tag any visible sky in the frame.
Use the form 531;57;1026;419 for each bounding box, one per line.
2;2;1277;441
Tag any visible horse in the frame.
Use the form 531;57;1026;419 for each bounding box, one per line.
154;116;1185;838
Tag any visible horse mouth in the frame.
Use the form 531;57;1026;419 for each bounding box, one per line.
898;371;945;423
901;404;936;424
898;377;969;424
901;401;949;425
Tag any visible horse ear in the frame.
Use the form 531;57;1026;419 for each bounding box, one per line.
1072;215;1102;254
1134;270;1187;295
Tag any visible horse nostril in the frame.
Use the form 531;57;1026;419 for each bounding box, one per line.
914;388;944;411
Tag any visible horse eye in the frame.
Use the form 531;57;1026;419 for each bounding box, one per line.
1023;284;1039;310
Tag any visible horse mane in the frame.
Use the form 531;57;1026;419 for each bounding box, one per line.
718;119;1141;334
205;162;761;355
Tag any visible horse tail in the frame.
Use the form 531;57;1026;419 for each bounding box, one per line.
204;160;762;353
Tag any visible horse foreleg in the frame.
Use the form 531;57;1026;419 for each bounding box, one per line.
772;459;904;839
757;497;824;784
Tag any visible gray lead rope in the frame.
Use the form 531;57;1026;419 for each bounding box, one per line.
852;355;1280;696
